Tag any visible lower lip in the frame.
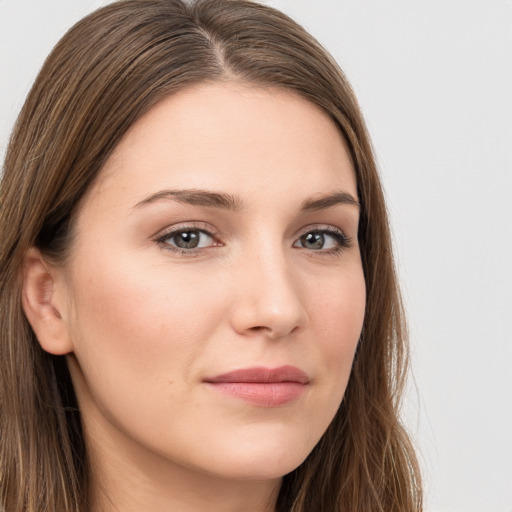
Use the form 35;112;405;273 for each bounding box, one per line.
205;382;307;406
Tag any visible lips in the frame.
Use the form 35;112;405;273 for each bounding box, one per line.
203;365;309;406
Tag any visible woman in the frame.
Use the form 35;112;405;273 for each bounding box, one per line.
0;0;422;511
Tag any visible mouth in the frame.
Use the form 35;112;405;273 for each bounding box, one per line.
203;365;309;407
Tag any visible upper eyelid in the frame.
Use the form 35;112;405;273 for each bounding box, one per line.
293;223;350;239
153;222;350;239
295;227;351;244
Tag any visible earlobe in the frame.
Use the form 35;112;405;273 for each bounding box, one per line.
21;248;73;355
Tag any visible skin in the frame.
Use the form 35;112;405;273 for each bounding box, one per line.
23;83;366;512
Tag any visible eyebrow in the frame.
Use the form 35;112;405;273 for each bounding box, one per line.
134;189;243;211
299;191;360;211
134;188;359;212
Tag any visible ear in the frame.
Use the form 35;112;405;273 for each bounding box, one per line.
21;248;73;355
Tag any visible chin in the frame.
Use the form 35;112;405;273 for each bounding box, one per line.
192;427;317;481
207;455;306;482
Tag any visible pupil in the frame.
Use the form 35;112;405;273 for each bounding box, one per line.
303;232;324;249
175;231;199;249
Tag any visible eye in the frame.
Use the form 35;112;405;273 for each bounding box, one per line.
293;229;351;252
156;227;217;251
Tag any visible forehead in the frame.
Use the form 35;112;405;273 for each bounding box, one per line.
83;82;357;212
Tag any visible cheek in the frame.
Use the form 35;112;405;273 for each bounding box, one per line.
308;267;366;386
66;254;225;416
312;261;365;329
71;252;222;346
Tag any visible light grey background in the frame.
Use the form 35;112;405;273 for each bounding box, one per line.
1;1;510;511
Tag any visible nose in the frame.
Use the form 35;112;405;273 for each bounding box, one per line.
229;248;309;340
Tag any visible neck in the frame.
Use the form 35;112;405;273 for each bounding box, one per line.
90;464;280;512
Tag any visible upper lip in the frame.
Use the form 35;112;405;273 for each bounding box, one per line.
204;365;309;384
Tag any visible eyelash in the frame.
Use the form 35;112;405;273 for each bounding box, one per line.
154;223;352;256
293;227;352;256
154;222;220;255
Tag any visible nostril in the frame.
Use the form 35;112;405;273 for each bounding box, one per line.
248;326;269;333
246;324;301;339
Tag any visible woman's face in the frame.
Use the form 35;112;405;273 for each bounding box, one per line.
59;83;365;484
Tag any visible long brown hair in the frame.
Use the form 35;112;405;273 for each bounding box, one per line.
0;1;422;510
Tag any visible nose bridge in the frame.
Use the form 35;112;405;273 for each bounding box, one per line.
230;236;308;339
